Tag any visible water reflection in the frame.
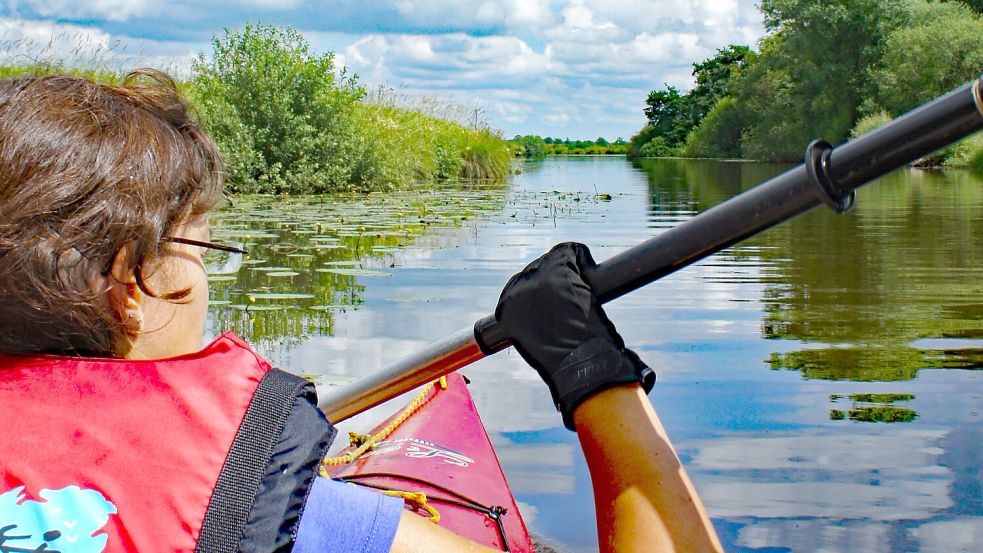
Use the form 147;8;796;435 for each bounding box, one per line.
204;157;982;552
639;158;983;383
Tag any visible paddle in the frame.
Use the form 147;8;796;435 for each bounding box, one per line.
320;73;983;423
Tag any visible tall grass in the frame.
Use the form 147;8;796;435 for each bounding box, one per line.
1;24;512;194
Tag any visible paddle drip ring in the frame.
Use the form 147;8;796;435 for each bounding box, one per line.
805;139;855;213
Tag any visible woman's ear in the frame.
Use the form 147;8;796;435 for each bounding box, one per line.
104;243;144;334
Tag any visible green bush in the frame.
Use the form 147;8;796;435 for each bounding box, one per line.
682;97;746;158
849;111;892;139
944;133;983;171
873;0;983;116
192;23;364;193
630;125;679;158
190;23;511;193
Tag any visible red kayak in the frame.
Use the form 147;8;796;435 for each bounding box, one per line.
323;372;535;552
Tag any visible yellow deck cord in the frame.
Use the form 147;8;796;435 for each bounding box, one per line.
319;376;447;471
318;377;448;523
382;490;441;523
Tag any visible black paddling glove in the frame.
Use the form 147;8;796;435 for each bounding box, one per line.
495;242;655;430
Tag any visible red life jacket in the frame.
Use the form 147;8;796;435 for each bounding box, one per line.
0;331;328;553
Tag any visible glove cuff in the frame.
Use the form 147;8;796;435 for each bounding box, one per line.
551;338;656;430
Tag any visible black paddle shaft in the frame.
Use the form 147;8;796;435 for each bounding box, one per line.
475;74;983;354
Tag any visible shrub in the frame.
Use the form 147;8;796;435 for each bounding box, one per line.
849;111;892;139
629;126;679;158
944;133;983;171
192;23;364;193
682;97;746;158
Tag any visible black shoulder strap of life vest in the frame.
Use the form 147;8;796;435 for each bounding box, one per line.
195;368;335;553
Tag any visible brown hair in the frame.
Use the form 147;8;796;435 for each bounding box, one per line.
0;69;223;356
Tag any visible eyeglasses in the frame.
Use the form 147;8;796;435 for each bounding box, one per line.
163;237;247;275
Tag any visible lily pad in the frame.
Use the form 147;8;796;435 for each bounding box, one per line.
247;292;316;300
316;268;390;277
228;304;291;311
266;271;300;277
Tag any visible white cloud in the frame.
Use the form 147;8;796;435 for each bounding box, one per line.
12;0;151;22
392;0;553;31
0;0;767;138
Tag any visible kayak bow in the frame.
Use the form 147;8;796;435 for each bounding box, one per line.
323;373;535;552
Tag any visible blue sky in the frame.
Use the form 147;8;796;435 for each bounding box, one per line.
0;1;765;139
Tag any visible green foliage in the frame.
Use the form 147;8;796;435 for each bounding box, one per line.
872;0;983;116
688;45;752;122
842;393;914;403
634;45;750;159
830;406;918;422
849;111;892;139
735;0;906;159
682;97;746;158
665;0;980;162
189;23;510;194
629;125;672;157
0;64;122;83
192;23;364;193
511;135;548;158
509;135;628;156
944;132;983;171
643;86;695;150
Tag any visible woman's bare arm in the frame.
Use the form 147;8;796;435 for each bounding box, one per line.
574;383;723;553
389;510;499;553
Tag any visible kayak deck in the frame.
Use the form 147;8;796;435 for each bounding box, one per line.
324;373;534;552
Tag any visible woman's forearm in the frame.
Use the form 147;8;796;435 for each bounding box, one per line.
573;383;723;553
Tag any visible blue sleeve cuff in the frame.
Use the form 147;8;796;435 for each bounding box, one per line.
293;477;403;553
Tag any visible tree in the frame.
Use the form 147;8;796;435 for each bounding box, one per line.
757;0;906;146
688;45;751;120
510;135;547;158
873;0;983;115
642;86;695;150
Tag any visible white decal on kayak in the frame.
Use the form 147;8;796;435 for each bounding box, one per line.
365;438;475;467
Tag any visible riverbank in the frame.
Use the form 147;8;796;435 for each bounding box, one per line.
1;24;512;194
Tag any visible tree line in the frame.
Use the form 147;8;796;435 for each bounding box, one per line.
631;0;983;169
510;135;629;157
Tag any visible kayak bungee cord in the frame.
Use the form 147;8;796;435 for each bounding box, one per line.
319;72;983;424
338;473;513;552
319;376;448;468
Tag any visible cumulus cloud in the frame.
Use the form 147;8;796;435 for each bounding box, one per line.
8;0;152;22
0;0;766;138
391;0;553;32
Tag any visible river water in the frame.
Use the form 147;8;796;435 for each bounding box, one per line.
205;157;982;552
